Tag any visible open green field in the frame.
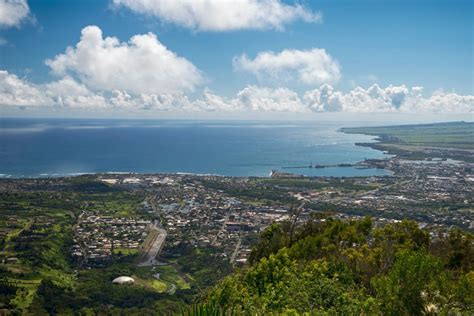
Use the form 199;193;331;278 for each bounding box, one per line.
341;121;474;162
341;121;473;149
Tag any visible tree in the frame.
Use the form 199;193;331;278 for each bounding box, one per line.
372;251;445;315
248;223;289;264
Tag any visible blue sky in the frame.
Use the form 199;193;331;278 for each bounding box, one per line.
0;0;472;117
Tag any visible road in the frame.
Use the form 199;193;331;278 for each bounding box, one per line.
355;179;412;197
229;235;241;266
211;214;229;246
72;211;89;267
137;222;167;266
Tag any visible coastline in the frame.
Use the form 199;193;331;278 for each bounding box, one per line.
0;118;391;179
339;121;474;163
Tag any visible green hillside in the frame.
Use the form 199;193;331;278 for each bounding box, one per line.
199;216;474;315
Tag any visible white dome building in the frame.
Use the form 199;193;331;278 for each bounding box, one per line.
112;276;135;284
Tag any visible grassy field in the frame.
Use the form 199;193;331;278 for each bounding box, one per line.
341;121;474;161
113;248;139;256
341;121;473;149
155;265;190;290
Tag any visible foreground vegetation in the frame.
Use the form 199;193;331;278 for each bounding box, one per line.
203;216;473;315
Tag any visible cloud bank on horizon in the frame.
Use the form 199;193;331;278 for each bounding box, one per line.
1;66;472;113
0;1;472;115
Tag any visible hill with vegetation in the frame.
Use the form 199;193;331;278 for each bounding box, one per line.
200;216;473;315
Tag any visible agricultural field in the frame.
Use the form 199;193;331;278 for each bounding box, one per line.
341;121;474;149
341;121;474;162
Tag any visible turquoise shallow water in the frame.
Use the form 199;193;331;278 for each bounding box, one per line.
0;118;391;178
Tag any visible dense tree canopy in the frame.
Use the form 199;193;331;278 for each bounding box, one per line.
204;216;474;315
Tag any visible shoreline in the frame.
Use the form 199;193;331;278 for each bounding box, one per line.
339;122;474;163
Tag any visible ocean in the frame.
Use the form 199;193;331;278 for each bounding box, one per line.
0;118;391;178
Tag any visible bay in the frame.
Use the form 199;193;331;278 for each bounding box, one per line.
0;118;391;178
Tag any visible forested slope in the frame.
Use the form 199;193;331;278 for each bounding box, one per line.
199;216;473;315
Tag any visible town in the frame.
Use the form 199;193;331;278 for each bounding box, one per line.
0;155;472;313
71;210;151;265
62;155;472;267
0;154;471;272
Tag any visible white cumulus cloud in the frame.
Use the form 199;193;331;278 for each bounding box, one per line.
0;70;48;106
0;70;194;110
0;70;472;114
233;48;341;85
0;0;30;28
234;86;306;112
112;0;322;32
45;25;204;95
44;77;109;108
304;84;474;113
189;86;308;112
